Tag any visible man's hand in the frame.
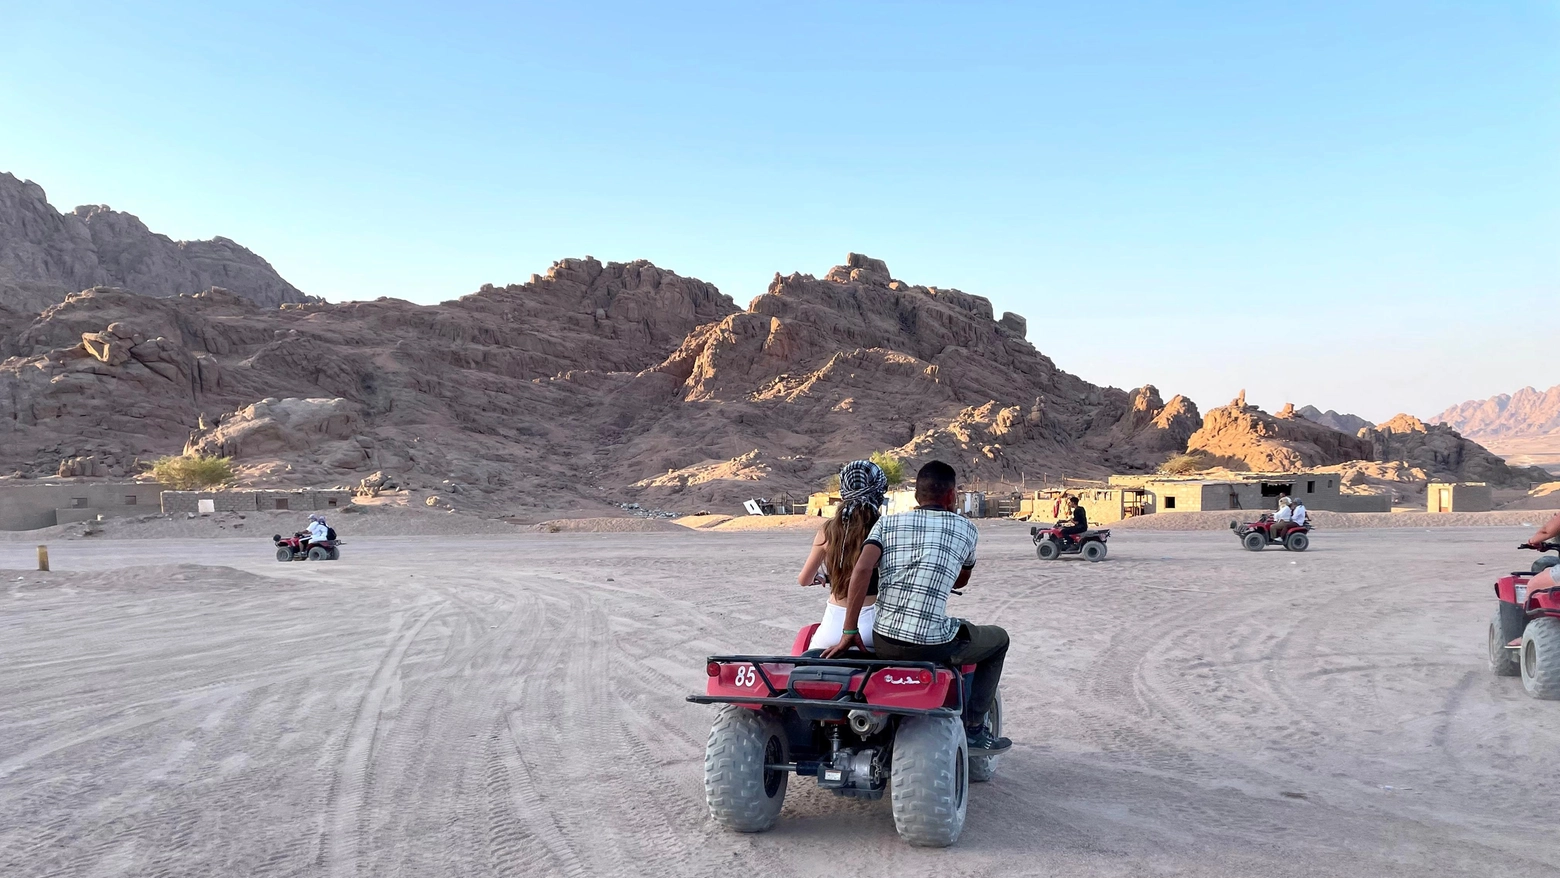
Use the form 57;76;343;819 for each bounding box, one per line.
822;632;863;658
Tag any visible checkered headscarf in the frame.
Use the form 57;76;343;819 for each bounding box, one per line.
838;459;888;520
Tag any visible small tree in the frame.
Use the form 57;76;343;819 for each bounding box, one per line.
148;454;234;490
870;451;906;487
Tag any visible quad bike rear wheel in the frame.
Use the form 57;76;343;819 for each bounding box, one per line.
307;546;329;561
1520;617;1560;699
1489;607;1522;677
1242;532;1266;552
1082;541;1107;562
968;688;1002;783
1035;539;1060;561
327;547;340;561
276;547;293;562
890;715;968;847
1284;532;1309;552
704;705;788;832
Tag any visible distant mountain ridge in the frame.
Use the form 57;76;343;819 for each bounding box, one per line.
1434;385;1560;443
0;171;310;314
1295;405;1372;435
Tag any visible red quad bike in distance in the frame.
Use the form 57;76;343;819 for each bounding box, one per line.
688;611;1002;847
1030;522;1111;562
1229;514;1311;552
1488;541;1560;699
272;532;342;562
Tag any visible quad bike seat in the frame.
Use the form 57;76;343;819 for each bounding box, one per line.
791;623;976;673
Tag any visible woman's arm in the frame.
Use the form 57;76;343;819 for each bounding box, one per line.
797;528;828;586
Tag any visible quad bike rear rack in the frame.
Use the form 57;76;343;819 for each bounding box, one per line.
686;654;964;718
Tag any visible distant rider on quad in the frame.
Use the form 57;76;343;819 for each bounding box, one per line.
303;514;329;552
1058;494;1087;541
1270;497;1295;540
823;460;1012;753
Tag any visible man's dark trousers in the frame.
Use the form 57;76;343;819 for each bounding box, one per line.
873;624;1008;723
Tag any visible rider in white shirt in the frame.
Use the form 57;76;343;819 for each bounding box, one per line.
1290;499;1308;528
305;514;329;549
1272;497;1294;539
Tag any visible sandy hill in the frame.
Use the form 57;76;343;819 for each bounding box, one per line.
0;253;1196;514
0;171;309;315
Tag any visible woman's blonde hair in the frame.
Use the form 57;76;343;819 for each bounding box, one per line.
822;502;882;602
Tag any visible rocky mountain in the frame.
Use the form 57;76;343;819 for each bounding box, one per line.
0;172;310;313
0;253;1192;514
1359;414;1547;488
1295;405;1372;435
1186;396;1373;472
1433;385;1560;444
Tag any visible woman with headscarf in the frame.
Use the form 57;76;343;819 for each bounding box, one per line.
797;459;888;651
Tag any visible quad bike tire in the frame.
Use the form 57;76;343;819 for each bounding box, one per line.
1082;541;1107;562
1242;532;1267;552
890;715;968;847
327;547;341;561
1284;532;1309;552
1531;556;1560;575
1489;607;1523;677
1520;617;1560;699
968;688;1002;783
1035;539;1060;561
276;547;293;562
704;705;788;832
306;546;330;561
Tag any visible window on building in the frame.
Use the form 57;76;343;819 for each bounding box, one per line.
1307;480;1316;493
1165;496;1177;509
125;495;137;506
1259;482;1293;497
71;497;88;508
1327;479;1333;488
327;498;338;507
274;498;289;510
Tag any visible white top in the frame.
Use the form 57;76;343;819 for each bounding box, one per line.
1274;506;1294;522
1291;505;1307;526
308;521;329;541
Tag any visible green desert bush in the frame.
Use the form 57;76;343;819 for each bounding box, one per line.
869;451;906;487
147;454;234;490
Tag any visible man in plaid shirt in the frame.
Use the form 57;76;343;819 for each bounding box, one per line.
825;460;1012;753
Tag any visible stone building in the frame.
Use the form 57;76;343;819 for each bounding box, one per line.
0;480;165;530
158;488;354;516
1427;482;1492;513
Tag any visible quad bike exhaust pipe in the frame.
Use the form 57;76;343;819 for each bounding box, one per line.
848;709;887;737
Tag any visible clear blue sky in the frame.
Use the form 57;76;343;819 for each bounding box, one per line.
3;1;1556;421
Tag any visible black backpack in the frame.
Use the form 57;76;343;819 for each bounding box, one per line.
326;526;337;541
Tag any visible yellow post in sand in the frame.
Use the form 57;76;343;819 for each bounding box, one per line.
37;545;49;571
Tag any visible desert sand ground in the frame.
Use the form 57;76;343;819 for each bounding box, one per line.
2;524;1558;877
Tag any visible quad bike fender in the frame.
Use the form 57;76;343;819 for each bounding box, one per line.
790;623;821;656
704;661;958;712
1495;574;1528;604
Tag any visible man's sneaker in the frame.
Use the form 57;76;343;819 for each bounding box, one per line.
965;724;1012;754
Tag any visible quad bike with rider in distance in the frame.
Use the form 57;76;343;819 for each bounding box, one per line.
1488;541;1560;699
1030;521;1111;562
1230;514;1311;552
689;620;1003;847
273;531;342;561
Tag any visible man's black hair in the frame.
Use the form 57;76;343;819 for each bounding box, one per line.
915;460;957;504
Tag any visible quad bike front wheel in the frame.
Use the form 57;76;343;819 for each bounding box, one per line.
890;715;968;847
704;705;788;832
1520;617;1560;699
306;546;330;561
275;547;293;562
968;688;1002;783
1035;539;1060;561
1082;541;1107;562
1242;532;1266;552
1284;532;1309;552
1489;607;1522;677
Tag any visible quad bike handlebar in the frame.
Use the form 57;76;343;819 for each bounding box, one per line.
1520;541;1560;552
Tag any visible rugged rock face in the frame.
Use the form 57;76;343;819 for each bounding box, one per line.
1186;395;1374;471
1295;405;1372;435
1361;414;1548;488
0;172;310;312
0;253;1193;512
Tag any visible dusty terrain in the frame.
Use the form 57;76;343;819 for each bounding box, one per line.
2;525;1556;877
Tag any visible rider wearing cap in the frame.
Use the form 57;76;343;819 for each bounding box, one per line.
304;513;329;551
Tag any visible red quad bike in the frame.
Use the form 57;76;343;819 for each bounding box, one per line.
688;620;1002;847
1488;541;1560;699
1030;522;1111;562
272;532;342;562
1229;514;1311;552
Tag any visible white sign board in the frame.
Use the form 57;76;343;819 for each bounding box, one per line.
197;499;215;514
